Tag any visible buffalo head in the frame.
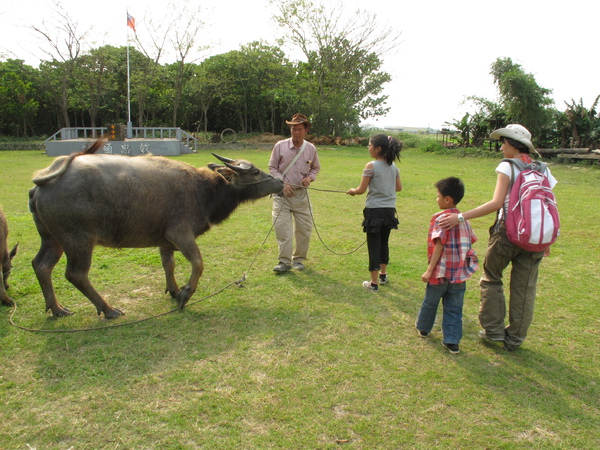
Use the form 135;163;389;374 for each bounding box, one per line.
209;153;283;196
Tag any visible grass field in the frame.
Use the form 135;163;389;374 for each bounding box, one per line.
0;146;598;448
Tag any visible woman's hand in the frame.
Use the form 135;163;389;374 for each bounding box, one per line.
346;188;356;196
438;213;459;229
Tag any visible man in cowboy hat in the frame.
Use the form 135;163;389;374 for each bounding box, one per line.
269;113;321;273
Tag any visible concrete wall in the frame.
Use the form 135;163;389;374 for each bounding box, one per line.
45;139;188;157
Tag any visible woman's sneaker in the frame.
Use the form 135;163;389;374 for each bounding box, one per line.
362;281;379;291
379;274;389;285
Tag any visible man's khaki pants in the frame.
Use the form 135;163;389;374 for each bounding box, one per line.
272;193;312;266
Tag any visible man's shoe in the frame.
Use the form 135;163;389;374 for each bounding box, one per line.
379;274;389;285
273;262;292;273
362;281;379;291
292;261;305;271
478;330;504;342
417;329;428;338
443;342;460;354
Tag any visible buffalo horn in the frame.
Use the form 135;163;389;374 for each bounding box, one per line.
212;153;235;164
211;153;250;173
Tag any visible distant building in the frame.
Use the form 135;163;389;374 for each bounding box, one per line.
383;126;437;134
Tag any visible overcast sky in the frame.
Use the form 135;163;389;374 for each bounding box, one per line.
1;0;598;130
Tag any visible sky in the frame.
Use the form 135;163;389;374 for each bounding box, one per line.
1;0;598;130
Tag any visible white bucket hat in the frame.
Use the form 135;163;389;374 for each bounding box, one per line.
489;124;535;153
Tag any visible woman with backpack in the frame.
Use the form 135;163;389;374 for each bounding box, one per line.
438;124;557;351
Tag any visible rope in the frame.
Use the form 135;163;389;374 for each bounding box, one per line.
8;183;361;333
8;280;239;333
281;182;367;255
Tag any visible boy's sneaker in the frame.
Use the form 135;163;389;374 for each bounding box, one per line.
443;342;460;354
379;274;388;285
414;320;428;337
292;261;305;271
362;281;379;291
417;329;428;338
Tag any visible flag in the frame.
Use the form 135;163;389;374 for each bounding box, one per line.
127;12;136;32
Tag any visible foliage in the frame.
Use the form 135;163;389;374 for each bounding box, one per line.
272;0;399;136
448;58;593;150
421;141;446;153
560;96;600;149
0;1;398;138
0;60;40;137
490;57;554;140
0;149;598;448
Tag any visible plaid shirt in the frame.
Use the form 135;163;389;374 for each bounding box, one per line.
427;208;479;285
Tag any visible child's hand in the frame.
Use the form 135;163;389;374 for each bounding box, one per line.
421;270;432;283
346;189;356;196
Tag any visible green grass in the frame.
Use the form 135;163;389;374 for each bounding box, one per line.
0;146;598;448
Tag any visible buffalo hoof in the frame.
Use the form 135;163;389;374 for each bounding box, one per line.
103;308;125;319
176;286;192;310
1;297;15;307
165;287;180;299
49;305;74;317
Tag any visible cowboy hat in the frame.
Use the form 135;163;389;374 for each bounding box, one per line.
286;113;311;128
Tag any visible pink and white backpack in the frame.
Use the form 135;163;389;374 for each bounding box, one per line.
503;159;560;252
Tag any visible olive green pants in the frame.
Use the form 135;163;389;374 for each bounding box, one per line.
479;223;545;348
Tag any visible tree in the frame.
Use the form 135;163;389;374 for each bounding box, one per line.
165;1;206;127
272;0;399;136
562;96;600;148
465;96;506;147
71;46;121;128
490;57;554;141
0;59;39;136
31;2;89;128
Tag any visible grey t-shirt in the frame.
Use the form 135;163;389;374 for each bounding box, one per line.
364;160;399;209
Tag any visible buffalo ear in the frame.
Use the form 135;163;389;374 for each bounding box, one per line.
215;167;236;182
10;243;18;260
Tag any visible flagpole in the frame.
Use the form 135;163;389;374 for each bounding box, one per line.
126;11;133;138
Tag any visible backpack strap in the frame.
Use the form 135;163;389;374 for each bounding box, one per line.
496;159;524;228
502;158;527;185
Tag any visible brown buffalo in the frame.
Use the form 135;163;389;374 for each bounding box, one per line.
0;207;18;306
29;140;283;318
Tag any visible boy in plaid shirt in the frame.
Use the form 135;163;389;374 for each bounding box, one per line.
416;177;479;354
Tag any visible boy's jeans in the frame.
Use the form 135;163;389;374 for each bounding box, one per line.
416;280;466;345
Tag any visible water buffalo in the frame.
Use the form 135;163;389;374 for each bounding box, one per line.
0;207;18;306
29;140;283;318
